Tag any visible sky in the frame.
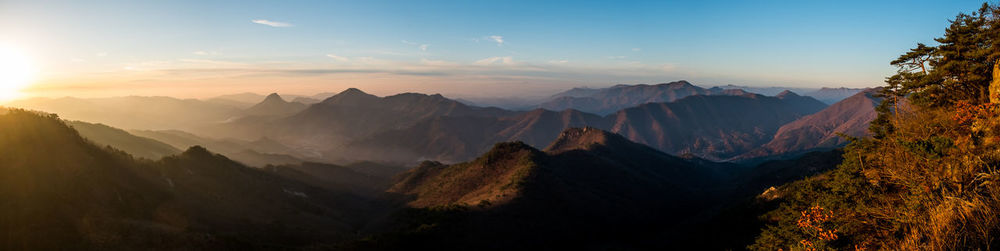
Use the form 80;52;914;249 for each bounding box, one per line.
0;0;991;99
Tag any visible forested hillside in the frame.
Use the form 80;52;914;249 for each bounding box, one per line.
0;108;378;250
752;4;1000;249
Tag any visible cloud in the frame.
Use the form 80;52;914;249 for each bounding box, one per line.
488;35;504;46
420;58;460;66
474;56;515;66
96;52;108;57
325;54;350;62
632;48;641;52
608;56;626;59
252;19;293;27
193;51;219;56
403;40;430;52
548;60;569;64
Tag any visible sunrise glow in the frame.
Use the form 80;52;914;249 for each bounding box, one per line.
0;44;37;101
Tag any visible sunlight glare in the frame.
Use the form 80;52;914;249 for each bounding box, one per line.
0;44;38;101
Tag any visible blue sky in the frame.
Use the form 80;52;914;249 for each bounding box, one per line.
0;0;989;98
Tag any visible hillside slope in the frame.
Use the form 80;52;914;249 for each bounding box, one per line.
0;108;375;250
379;127;736;248
739;89;880;159
67;120;181;160
610;93;824;160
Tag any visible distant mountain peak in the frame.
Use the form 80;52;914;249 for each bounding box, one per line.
658;80;695;89
181;145;214;157
672;80;692;85
717;88;754;97
544;127;627;153
320;88;380;104
265;92;283;99
262;93;286;103
341;88;367;95
776;90;800;98
243;92;306;117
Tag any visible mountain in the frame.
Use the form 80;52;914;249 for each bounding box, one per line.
210;88;517;160
344;92;826;163
0;108;379;249
242;93;307;117
4;96;242;131
803;87;866;104
708;85;817;96
538;80;719;115
342;108;609;163
285;88;512;138
67;120;181;160
738;89;881;160
609;93;826;160
376;127;737;249
548;86;604;98
775;90;829;115
389;127;730;208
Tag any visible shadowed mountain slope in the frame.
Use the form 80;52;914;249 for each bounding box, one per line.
389;127;729;208
609;93;825;160
67;120;181;160
370;127;740;249
0;109;378;250
738;89;881;160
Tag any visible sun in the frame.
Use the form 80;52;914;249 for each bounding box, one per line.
0;45;38;101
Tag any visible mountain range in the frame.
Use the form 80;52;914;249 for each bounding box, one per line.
540;80;728;115
0;105;854;249
3;81;876;165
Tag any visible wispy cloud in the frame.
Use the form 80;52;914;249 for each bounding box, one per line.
488;35;504;46
632;48;641;52
420;58;459;66
403;40;431;52
325;54;350;62
193;51;219;56
548;60;569;64
252;19;293;27
474;56;516;66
